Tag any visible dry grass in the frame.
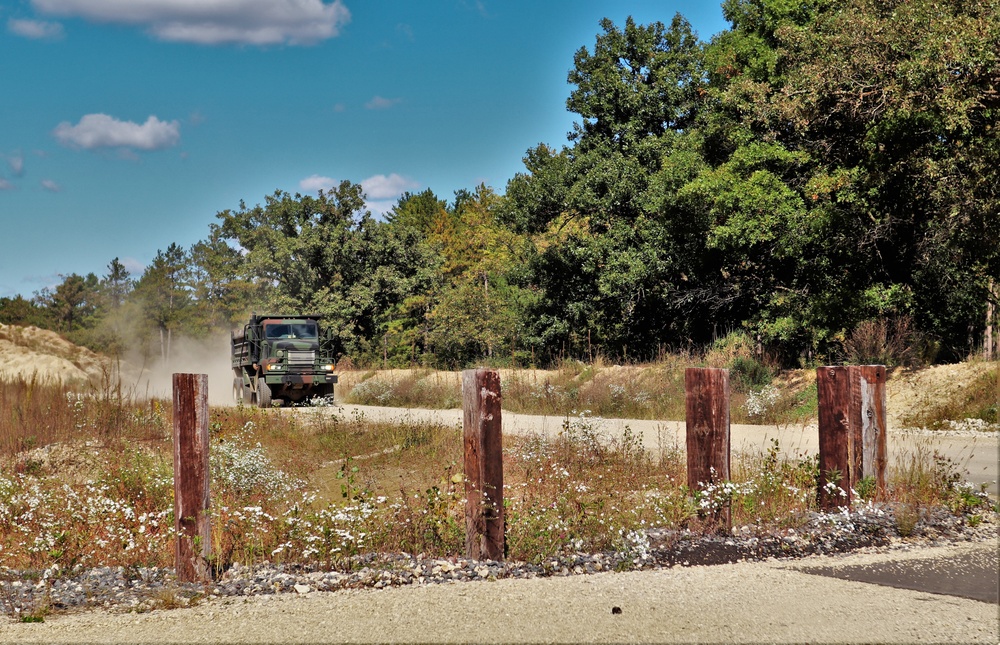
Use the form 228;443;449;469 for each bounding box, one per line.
0;372;992;575
338;346;821;425
898;366;999;430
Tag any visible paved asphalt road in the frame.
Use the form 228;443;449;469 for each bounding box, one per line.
801;546;999;603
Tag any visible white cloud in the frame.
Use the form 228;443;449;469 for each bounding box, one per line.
8;18;65;40
8;153;24;177
31;0;351;46
299;172;419;215
41;179;61;192
299;174;336;193
365;95;400;110
0;179;13;191
120;257;145;275
364;199;398;216
53;114;180;151
396;23;414;42
361;173;419;200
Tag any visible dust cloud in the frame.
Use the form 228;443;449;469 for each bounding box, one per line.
123;334;236;407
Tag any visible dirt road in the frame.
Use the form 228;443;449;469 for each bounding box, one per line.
320;404;1000;497
4;541;996;644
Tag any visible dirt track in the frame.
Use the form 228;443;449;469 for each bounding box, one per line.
3;541;996;644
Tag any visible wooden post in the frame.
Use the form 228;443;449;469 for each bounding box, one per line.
818;365;887;507
462;369;504;561
849;365;887;497
817;366;852;508
685;368;731;524
173;373;211;583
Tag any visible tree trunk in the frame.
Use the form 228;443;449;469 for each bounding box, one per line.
986;278;995;361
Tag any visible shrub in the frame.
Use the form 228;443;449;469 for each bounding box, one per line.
729;356;773;393
842;317;921;367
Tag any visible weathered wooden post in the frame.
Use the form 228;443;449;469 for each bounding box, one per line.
685;368;731;525
817;366;852;508
817;365;887;507
462;368;504;561
173;373;211;583
849;365;887;498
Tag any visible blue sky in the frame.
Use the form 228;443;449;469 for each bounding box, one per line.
0;1;730;298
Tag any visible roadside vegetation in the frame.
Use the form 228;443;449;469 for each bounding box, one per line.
341;341;998;431
342;334;821;425
0;376;993;584
343;362;819;426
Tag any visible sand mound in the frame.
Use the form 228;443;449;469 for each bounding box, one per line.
887;361;998;427
0;324;110;385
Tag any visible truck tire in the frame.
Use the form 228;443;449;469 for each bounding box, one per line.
257;377;272;408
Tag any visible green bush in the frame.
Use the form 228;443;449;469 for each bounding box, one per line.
729;356;773;393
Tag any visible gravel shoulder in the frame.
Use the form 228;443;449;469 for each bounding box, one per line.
4;539;997;644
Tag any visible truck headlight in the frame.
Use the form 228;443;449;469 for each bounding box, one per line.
267;364;283;371
321;364;334;371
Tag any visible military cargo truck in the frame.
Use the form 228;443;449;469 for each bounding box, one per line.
231;314;338;407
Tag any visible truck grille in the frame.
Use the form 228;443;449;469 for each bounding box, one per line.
287;350;316;367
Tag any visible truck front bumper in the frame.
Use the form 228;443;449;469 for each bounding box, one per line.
264;373;338;387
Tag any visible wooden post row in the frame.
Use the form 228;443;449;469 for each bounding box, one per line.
816;365;886;507
684;368;731;524
462;369;505;561
173;373;212;583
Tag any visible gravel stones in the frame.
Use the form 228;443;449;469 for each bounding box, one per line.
1;507;994;619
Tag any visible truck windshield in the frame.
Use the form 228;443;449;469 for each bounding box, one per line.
264;322;318;340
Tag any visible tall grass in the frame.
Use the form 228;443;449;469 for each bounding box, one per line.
341;370;461;409
0;376;79;456
0;375;991;577
339;344;817;424
0;375;175;571
341;357;752;422
0;371;167;459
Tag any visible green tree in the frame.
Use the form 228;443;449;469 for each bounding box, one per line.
669;0;999;359
771;0;1000;357
0;295;43;326
385;188;448;234
505;2;997;364
133;244;191;361
39;273;100;333
418;185;534;365
81;257;135;355
504;15;707;361
188;233;251;330
102;258;131;309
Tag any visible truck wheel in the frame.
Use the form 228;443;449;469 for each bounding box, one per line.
257;377;272;408
233;378;243;405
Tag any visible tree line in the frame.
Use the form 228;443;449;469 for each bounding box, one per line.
2;0;997;368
